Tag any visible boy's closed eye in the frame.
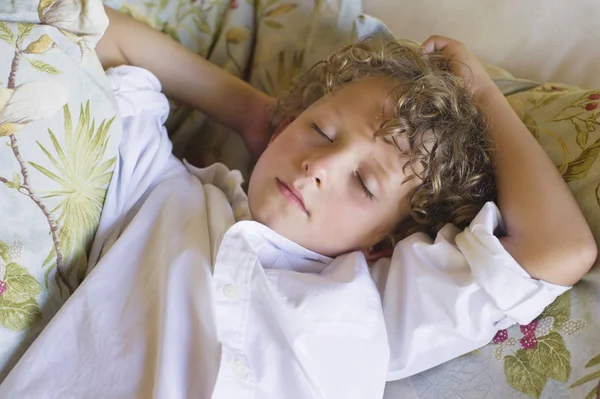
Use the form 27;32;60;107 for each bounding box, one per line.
310;122;376;200
310;122;333;142
355;172;375;200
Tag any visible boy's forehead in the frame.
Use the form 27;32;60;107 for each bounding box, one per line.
326;78;399;117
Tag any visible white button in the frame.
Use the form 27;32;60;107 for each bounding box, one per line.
232;360;248;378
222;284;238;300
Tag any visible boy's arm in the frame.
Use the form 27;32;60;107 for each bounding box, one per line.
422;36;597;286
96;6;275;158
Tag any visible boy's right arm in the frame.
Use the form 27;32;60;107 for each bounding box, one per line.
96;6;275;159
421;36;597;286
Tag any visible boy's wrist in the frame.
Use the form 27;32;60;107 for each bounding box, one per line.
473;79;503;105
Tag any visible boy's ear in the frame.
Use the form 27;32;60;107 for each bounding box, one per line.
269;117;295;144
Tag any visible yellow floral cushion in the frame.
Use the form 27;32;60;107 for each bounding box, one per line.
0;0;121;378
389;79;600;399
508;84;600;244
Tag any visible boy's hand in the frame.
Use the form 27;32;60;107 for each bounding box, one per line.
421;36;495;97
99;6;276;160
242;96;276;160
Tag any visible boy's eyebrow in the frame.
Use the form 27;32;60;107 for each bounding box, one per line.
325;101;344;121
373;159;389;192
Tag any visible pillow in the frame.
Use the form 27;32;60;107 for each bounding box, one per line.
494;83;600;398
507;84;600;241
0;0;121;378
386;76;600;399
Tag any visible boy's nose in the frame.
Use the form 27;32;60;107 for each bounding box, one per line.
301;148;348;189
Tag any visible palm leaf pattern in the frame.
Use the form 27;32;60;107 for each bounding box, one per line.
29;102;116;291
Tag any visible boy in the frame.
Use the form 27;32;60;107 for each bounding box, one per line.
0;7;596;399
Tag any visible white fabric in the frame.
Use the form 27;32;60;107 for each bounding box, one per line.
0;66;570;398
363;0;600;90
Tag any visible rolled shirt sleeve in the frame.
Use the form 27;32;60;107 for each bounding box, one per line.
371;202;571;381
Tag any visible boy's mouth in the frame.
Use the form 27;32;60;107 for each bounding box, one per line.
276;178;308;215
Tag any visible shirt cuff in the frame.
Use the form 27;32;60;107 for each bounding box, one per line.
455;202;571;327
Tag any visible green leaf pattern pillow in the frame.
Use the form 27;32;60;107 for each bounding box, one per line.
0;1;121;379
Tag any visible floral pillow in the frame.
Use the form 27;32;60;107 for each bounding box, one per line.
389;81;600;399
0;1;121;379
496;84;600;398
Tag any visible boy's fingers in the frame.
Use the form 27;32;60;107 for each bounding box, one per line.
421;35;451;54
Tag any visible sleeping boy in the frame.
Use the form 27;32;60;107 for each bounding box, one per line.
0;6;595;399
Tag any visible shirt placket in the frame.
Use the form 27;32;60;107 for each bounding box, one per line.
211;229;256;399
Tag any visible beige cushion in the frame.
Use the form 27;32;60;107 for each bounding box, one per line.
363;0;600;89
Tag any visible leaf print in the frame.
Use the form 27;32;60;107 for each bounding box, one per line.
2;262;42;304
194;17;212;34
570;353;600;398
16;23;33;47
2;172;21;190
575;122;589;150
0;297;41;331
540;93;562;107
563;138;600;182
529;332;571;382
264;3;297;16
0;241;8;263
260;50;304;95
26;58;61;75
587;354;600;368
30;103;116;288
524;112;539;140
540;292;570;330
570;371;600;388
264;19;284;29
24;34;56;54
584;386;599;399
225;26;249;44
17;23;32;39
0;22;15;45
586;118;596;132
505;349;547;399
526;92;562;110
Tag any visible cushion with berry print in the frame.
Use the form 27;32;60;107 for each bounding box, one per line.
385;80;600;399
0;0;121;380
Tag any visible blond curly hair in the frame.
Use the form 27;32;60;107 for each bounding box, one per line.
271;37;496;240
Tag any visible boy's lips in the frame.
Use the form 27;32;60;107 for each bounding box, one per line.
276;178;308;214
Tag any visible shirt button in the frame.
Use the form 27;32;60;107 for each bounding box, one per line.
222;284;238;300
232;360;248;378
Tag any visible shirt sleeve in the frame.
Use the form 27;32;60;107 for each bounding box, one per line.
87;65;187;271
370;201;571;381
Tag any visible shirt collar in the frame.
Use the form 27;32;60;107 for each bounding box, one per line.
230;221;333;274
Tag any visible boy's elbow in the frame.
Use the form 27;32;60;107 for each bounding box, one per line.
574;235;598;279
548;234;597;286
512;233;597;287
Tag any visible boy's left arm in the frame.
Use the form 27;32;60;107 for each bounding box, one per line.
422;36;597;286
96;6;275;159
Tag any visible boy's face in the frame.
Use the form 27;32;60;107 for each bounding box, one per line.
248;78;419;257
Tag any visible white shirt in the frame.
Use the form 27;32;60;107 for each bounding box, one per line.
0;66;570;399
